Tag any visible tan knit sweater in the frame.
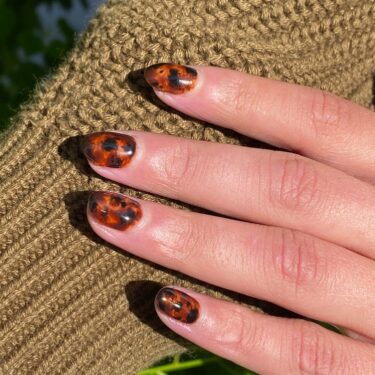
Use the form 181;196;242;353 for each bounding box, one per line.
0;0;374;374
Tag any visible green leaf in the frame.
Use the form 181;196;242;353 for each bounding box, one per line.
80;0;89;7
0;3;15;41
58;17;75;40
17;31;45;55
140;350;259;375
60;0;73;10
45;39;71;66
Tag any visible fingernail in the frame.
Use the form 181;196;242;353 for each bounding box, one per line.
144;63;197;94
87;191;142;231
155;287;200;324
83;132;136;168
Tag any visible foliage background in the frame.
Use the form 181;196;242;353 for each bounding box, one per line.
0;0;90;130
0;1;253;373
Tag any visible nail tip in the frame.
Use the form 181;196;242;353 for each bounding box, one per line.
144;63;197;94
155;287;200;324
87;190;103;213
81;131;136;168
87;191;142;231
81;133;92;160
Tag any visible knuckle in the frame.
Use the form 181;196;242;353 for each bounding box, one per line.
157;141;200;195
309;90;347;141
214;306;263;355
269;153;322;213
229;78;259;114
292;320;337;375
269;229;323;294
151;212;200;267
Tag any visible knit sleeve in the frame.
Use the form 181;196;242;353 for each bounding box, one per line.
0;1;374;374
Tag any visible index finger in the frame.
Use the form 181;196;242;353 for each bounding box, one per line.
145;64;375;184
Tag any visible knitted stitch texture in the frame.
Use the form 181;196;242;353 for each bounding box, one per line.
0;0;374;374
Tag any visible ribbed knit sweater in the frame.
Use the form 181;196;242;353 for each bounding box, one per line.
0;0;374;374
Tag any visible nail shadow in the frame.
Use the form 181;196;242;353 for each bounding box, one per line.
58;135;94;177
124;280;191;347
63;190;111;246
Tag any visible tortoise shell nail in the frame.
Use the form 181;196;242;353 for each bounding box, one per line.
155;287;200;324
88;191;142;231
144;63;197;94
83;132;136;168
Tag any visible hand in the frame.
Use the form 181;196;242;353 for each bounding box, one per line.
83;64;375;374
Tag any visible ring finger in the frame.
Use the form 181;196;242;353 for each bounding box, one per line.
86;191;375;339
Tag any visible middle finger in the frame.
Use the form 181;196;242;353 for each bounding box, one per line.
83;130;375;258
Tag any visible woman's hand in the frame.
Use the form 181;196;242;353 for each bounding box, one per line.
83;64;375;374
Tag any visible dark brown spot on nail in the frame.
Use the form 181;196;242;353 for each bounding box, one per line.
144;63;197;94
88;191;142;231
155;287;200;324
83;132;136;168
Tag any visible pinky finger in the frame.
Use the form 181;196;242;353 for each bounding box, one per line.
155;287;375;375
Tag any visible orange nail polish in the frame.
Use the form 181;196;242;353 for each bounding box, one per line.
144;63;197;94
88;191;142;231
83;132;136;168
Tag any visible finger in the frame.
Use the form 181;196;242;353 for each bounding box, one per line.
154;286;375;375
144;63;375;184
86;191;375;338
83;131;375;258
342;329;375;345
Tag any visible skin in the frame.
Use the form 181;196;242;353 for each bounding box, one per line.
84;65;375;374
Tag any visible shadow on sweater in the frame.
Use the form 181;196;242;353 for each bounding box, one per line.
58;134;94;176
124;280;191;348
